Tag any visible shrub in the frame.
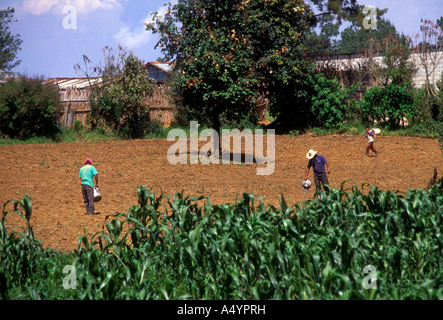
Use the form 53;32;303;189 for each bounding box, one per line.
360;84;414;128
0;79;62;139
105;53;155;138
305;73;354;129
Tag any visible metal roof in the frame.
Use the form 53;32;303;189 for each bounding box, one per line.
0;69;15;79
44;77;102;89
146;62;173;73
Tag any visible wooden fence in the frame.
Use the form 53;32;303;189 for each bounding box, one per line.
58;87;91;127
57;84;176;128
144;84;176;127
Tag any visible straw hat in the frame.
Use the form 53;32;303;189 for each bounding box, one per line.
306;149;317;160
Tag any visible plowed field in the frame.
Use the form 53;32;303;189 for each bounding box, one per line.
1;134;441;252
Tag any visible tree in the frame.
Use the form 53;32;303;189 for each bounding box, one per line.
75;47;155;138
304;0;375;55
378;33;416;87
412;19;443;97
106;53;155;138
0;7;23;71
147;0;365;139
336;18;399;54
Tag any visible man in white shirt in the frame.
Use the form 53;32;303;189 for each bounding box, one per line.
365;127;378;157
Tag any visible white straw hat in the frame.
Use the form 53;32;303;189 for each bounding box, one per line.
306;149;317;159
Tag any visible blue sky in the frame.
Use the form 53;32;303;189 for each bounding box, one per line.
2;0;443;79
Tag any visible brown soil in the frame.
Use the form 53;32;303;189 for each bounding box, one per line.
0;135;441;252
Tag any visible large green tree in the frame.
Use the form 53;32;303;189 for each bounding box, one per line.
147;0;364;134
0;7;22;71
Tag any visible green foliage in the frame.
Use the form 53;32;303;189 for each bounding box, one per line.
0;195;73;299
335;18;397;54
378;34;416;87
434;74;443;121
360;84;414;128
148;0;315;130
90;53;155;139
0;7;23;71
305;73;355;128
0;79;62;139
1;179;442;300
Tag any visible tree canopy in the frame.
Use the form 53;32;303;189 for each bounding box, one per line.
0;7;22;71
147;0;365;130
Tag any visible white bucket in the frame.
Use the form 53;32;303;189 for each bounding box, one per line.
373;128;381;135
93;187;102;202
301;179;312;190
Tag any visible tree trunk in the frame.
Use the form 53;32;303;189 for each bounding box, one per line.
211;113;223;158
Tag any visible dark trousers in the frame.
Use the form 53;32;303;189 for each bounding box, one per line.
366;142;377;153
81;184;94;214
314;171;329;192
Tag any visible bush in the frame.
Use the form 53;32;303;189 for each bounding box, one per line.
0;79;62;139
305;73;354;129
360;84;414;128
87;52;155;139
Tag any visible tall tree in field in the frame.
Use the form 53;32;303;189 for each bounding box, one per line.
147;0;364;135
0;7;23;71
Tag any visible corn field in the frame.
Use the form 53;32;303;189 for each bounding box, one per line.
0;179;441;300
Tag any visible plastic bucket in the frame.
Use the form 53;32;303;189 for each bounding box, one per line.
301;179;312;190
93;187;102;202
373;128;381;135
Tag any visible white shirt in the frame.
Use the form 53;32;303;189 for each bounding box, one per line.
366;130;374;143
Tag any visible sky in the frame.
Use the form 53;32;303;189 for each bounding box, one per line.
2;0;443;79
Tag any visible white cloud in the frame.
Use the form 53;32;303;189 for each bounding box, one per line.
23;0;124;15
23;0;59;15
114;23;152;49
113;3;171;50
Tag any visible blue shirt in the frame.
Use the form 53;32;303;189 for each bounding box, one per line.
308;154;328;173
79;165;98;188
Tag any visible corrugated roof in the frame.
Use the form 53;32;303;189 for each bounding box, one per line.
146;62;173;73
44;77;102;89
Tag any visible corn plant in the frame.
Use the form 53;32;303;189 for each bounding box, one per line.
0;177;441;300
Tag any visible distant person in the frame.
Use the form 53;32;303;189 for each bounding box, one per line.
79;158;99;215
365;127;378;157
304;149;330;193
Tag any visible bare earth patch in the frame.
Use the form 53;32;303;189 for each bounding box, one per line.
1;134;441;252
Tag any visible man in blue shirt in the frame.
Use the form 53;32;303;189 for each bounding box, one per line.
304;149;330;193
79;158;99;215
